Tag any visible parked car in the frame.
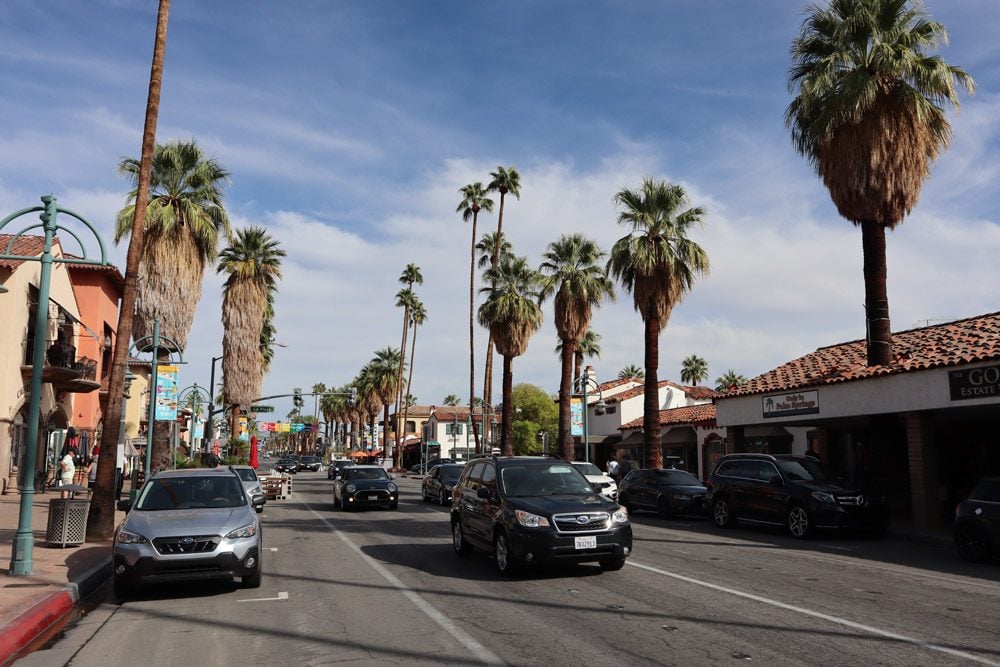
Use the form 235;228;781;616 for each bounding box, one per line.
706;453;887;538
232;465;265;513
333;465;398;510
112;467;264;598
422;463;466;505
618;468;706;518
327;458;353;479
274;457;300;474
953;477;1000;562
299;455;323;472
450;455;632;575
571;461;619;501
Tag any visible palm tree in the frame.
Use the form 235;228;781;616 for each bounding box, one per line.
456;183;494;454
393;266;422;446
476;231;513;271
442;394;461;406
115;138;232;473
715;370;748;392
483;167;521;452
539;234;615;460
368;347;403;467
400;300;427;454
218;226;285;437
618;364;644;381
259;291;277;373
574;329;602;384
786;0;973;367
478;255;543;456
90;0;171;541
680;354;709;386
608;178;709;469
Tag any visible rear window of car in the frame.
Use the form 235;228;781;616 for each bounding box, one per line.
137;476;246;510
970;480;1000;502
344;468;389;481
654;470;701;486
573;463;603;476
440;466;464;483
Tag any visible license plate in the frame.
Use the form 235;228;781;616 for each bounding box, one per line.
574;536;597;550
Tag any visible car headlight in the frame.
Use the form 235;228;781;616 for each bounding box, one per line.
226;523;258;539
345;483;357;493
388;483;398;493
811;491;836;505
611;508;629;524
514;510;550;528
116;529;148;544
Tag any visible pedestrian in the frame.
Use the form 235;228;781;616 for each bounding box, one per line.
88;446;100;489
60;447;77;498
607;457;619;480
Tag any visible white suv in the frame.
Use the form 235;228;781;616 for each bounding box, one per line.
571;461;618;501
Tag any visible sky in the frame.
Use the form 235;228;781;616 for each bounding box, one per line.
2;1;999;420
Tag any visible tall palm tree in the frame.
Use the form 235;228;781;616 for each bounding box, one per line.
680;354;709;386
483;166;521;452
539;234;615;460
574;329;602;385
90;0;171;541
618;364;644;381
457;183;494;453
715;370;748;392
115;138;232;473
400;300;427;454
218;226;285;437
476;231;512;271
608;178;709;469
393;264;422;447
786;0;973;367
368;348;403;467
478;255;543;456
259;288;277;372
442;394;461;406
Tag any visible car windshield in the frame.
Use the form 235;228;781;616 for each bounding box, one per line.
500;464;594;497
278;458;295;463
574;463;603;476
344;468;389;481
776;458;828;482
137;476;247;510
440;466;463;483
234;468;257;482
302;456;319;463
654;469;701;486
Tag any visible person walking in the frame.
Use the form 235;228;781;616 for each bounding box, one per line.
607;457;619;481
60;447;77;498
88;446;100;489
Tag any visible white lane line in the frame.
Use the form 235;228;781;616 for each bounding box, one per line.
268;547;279;552
307;504;505;666
238;591;289;603
628;560;998;666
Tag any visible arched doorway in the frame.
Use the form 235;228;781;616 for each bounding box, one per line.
702;433;725;480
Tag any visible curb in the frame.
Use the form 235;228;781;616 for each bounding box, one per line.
0;554;111;666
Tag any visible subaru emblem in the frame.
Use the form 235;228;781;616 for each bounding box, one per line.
857;496;867;508
576;515;590;524
180;537;194;545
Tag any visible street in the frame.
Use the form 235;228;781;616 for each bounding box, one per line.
25;471;1000;667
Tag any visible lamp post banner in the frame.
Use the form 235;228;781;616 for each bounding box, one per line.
154;365;179;420
571;398;583;436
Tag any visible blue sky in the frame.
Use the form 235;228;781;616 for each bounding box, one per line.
2;1;999;419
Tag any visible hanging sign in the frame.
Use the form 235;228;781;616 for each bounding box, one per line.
571;398;583;436
154;365;179;421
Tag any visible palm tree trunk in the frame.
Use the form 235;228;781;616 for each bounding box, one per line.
482;192;506;453
574;349;583;386
643;315;662;469
469;212;481;452
402;323;419;461
394;303;410;464
88;0;170;541
559;339;575;460
501;354;514;456
383;403;392;468
862;221;893;366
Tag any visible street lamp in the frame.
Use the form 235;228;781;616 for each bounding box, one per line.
2;196;109;576
203;355;223;450
538;430;548;455
130;321;184;477
573;371;609;464
178;384;207;459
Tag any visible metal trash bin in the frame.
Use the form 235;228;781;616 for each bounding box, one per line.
46;497;91;547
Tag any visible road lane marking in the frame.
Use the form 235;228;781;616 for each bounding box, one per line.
238;591;289;603
268;547;279;551
628;560;998;665
307;504;505;666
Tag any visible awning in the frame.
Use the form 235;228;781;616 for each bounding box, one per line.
660;427;696;445
745;425;791;438
50;296;100;342
613;431;645;448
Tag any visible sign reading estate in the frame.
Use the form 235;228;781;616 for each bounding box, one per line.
949;365;1000;401
762;390;819;419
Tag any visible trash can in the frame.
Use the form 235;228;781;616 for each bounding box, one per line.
46;498;91;548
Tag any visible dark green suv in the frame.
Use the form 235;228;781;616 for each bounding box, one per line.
450;456;632;575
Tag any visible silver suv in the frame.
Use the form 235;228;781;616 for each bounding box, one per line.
113;467;265;597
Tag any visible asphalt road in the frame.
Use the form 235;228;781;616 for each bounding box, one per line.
22;469;1000;666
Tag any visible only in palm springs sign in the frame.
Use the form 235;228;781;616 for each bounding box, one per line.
762;390;819;419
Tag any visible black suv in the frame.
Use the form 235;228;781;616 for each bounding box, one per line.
953;477;1000;563
618;468;708;518
707;454;886;538
450;456;632;575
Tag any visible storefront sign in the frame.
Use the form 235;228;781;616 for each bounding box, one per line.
762;390;819;418
949;365;1000;401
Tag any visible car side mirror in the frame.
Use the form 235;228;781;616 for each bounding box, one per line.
389;475;395;480
251;493;266;506
476;487;493;500
116;499;132;512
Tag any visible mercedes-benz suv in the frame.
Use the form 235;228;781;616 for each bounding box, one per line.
450;456;632;575
113;467;265;597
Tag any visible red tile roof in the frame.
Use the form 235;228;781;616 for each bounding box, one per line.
720;312;1000;398
620;403;717;430
608;379;718;403
598;377;638;393
0;234;47;269
64;252;125;287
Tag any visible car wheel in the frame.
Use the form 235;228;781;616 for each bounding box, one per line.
600;557;626;572
242;561;262;589
954;524;991;563
494;531;521;576
787;504;813;539
656;497;673;519
113;574;132;600
452;520;472;557
713;498;735;528
421;488;430;502
439;490;449;507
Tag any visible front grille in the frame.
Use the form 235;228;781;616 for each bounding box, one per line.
153;535;220;555
355;489;390;501
835;495;869;508
552;512;610;533
152;562;223;575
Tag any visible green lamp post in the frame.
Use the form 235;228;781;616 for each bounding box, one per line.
1;196;109;576
129;322;183;478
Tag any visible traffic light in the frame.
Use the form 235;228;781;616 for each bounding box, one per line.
347;387;357;406
293;387;303;408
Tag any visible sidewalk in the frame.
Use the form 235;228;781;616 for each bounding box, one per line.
0;487;123;666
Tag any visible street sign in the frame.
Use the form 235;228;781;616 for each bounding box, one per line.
250;405;275;413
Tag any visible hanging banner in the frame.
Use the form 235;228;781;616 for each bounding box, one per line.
571;398;583;436
154;365;179;421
